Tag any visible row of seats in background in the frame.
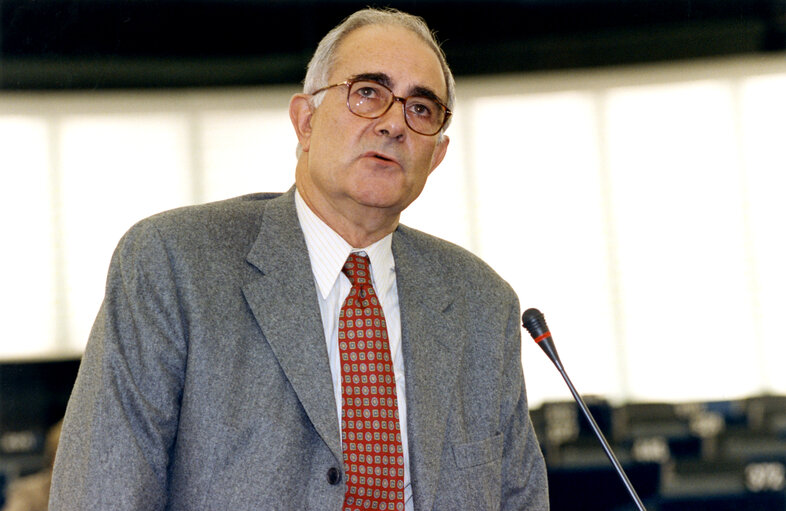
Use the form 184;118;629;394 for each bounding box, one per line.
531;394;786;510
3;356;786;509
0;359;78;510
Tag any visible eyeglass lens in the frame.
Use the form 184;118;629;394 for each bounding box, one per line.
348;81;446;135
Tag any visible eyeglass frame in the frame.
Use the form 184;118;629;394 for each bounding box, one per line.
310;78;452;136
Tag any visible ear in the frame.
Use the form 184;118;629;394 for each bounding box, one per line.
289;94;314;152
428;135;450;175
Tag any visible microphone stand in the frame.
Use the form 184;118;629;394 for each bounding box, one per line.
523;308;647;511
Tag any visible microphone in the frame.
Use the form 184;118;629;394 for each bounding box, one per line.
522;308;647;511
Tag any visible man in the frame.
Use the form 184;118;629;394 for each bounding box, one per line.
50;7;548;510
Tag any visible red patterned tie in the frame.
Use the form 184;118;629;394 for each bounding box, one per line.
339;253;405;511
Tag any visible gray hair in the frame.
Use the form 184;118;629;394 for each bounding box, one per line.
296;8;455;156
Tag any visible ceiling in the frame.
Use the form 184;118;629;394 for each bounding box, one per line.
1;0;784;89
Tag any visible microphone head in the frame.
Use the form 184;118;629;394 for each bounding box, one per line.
522;307;563;369
522;308;550;342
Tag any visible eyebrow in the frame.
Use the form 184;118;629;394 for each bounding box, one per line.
349;72;446;105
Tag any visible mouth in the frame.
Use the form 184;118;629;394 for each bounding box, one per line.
363;151;399;166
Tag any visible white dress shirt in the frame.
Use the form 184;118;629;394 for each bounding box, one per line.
294;189;413;509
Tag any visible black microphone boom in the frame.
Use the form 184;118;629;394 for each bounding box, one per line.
522;308;647;511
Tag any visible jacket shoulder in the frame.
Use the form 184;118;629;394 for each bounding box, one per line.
394;224;515;298
122;192;283;244
145;192;281;230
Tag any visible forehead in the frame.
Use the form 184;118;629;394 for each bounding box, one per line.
331;24;447;99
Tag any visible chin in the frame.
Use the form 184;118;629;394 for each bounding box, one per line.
350;172;425;211
352;191;407;211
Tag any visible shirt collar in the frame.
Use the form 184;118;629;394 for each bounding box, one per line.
295;188;395;299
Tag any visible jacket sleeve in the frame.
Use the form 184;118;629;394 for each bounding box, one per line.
50;219;187;510
500;299;550;510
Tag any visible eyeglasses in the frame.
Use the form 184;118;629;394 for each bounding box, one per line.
311;79;451;136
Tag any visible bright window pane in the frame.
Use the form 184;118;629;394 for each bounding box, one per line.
469;92;618;407
59;114;192;351
200;108;296;202
0;117;56;358
740;73;786;392
606;80;758;401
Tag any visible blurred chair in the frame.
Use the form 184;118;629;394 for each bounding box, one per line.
1;420;62;511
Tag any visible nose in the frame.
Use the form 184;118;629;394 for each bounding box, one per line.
374;97;407;140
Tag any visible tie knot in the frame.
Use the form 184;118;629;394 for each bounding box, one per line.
342;253;371;287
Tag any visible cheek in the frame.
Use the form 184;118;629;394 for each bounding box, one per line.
417;145;442;173
311;104;348;141
310;124;345;162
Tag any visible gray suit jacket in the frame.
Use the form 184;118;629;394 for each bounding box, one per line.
50;189;548;510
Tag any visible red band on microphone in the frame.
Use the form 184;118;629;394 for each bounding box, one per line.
534;332;551;344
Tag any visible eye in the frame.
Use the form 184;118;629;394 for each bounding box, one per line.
357;86;378;98
407;98;437;119
351;82;385;101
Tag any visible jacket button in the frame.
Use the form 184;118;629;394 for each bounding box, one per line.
327;467;341;485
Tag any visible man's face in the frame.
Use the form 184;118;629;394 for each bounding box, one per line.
295;24;450;225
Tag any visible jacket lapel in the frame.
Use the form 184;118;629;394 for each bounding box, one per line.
393;228;463;511
241;190;342;463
